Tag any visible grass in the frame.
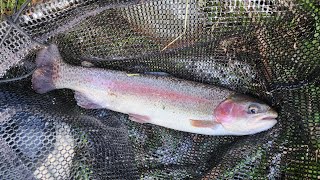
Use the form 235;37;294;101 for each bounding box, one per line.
0;0;27;19
0;0;48;19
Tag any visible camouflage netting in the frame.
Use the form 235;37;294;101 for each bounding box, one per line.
0;0;319;179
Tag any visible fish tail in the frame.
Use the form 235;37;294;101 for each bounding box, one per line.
32;44;64;94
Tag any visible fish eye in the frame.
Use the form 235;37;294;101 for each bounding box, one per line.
248;104;259;114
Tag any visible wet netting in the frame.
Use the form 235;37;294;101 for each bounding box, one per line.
0;0;319;179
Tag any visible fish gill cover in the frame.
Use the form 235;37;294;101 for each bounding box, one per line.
0;0;319;179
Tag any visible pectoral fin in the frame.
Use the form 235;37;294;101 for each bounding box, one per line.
74;92;103;109
190;119;219;128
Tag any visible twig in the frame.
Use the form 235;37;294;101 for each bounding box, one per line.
161;0;189;51
0;68;35;83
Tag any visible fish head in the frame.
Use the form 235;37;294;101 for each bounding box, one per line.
214;94;278;135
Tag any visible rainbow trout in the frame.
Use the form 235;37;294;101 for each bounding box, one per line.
32;45;278;136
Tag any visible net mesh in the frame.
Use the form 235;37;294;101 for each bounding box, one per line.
0;0;319;179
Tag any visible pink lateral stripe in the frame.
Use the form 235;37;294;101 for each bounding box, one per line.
112;80;210;103
86;77;210;103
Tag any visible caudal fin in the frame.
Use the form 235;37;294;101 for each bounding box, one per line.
32;44;63;94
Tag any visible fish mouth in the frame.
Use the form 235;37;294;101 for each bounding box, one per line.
261;116;277;121
261;110;278;121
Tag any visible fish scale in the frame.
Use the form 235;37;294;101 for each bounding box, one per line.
31;44;278;136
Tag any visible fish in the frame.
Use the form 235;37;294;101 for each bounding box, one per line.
31;44;278;136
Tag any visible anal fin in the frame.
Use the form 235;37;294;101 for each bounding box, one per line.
74;91;103;109
128;113;150;124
